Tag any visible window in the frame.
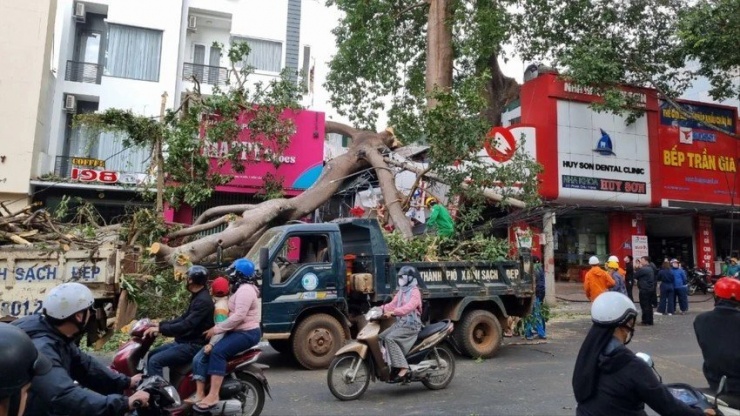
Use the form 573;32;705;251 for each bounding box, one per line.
105;24;162;81
232;37;282;73
270;234;330;285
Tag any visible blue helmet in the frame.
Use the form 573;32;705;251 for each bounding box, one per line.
230;259;256;281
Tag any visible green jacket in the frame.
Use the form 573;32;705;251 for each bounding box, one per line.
427;204;455;237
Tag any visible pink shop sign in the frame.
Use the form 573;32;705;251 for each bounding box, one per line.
203;109;325;196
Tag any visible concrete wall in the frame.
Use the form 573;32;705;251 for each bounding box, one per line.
0;0;57;208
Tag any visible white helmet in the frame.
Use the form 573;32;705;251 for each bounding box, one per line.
591;292;637;327
44;282;95;320
588;256;600;265
607;255;619;263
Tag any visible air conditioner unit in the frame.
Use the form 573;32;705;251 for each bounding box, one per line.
73;2;86;23
64;95;77;113
187;15;197;32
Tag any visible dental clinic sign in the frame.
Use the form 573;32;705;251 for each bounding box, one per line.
556;100;651;205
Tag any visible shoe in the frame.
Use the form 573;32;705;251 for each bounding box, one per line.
656;312;664;316
668;313;673;316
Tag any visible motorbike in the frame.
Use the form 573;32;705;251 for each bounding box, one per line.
327;307;456;401
688;268;714;295
112;319;271;416
637;352;740;416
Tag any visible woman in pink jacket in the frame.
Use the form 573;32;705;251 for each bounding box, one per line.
191;259;261;411
380;266;423;382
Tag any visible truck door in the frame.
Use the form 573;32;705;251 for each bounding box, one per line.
261;233;339;333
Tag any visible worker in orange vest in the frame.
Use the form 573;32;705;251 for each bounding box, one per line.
584;256;616;301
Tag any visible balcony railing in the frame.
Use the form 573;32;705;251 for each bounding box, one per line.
183;62;229;86
65;61;102;84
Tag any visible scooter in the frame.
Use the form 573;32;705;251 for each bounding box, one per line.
637;352;740;416
688;268;714;295
327;307;455;401
112;319;271;416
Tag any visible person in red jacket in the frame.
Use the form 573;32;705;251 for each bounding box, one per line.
584;256;616;301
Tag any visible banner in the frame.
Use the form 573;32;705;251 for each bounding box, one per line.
631;235;649;259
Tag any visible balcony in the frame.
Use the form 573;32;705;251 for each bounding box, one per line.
183;62;229;86
65;61;102;84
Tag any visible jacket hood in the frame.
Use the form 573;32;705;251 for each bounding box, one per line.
13;314;68;344
598;340;633;374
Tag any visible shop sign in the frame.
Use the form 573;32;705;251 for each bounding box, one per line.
556;101;651;205
204;109;325;195
71;157;105;168
70;167;119;184
660;101;736;136
695;216;715;270
631;235;649;258
656;100;739;206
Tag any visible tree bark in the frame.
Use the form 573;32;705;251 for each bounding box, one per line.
362;149;414;238
426;0;453;107
191;204;255;226
483;57;521;127
166;215;232;239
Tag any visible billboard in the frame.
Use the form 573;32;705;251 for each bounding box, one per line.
555;100;652;205
204;109;325;196
655;100;738;205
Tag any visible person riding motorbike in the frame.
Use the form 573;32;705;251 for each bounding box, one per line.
573;291;712;416
380;265;423;382
694;277;740;409
0;323;51;416
144;265;215;378
12;282;149;416
191;259;262;411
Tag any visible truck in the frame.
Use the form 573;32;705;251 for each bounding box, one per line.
0;242;139;344
243;218;535;369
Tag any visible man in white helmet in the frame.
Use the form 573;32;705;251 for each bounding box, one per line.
12;282;149;415
583;256;615;302
572;292;713;416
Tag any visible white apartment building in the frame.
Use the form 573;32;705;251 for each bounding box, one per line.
34;0;324;219
0;0;57;212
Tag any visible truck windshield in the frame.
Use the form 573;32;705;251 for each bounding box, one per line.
244;228;284;265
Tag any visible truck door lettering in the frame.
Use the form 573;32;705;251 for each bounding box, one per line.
13;266;57;281
420;270;444;283
72;266;100;280
0;268;6;280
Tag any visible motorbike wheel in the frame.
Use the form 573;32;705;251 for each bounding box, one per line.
422;344;456;390
235;373;266;416
327;353;370;401
688;284;697;296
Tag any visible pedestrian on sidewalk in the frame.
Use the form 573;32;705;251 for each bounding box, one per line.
635;257;655;325
584;256;616;302
657;261;675;315
624;255;635;302
524;257;547;340
646;257;659;308
607;260;628;296
672;259;689;314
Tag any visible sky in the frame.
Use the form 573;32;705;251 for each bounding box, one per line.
303;1;528;129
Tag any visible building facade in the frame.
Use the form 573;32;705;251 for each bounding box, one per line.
500;73;739;278
32;0;323;221
0;0;57;212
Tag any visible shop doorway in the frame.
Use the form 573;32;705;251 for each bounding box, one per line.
646;215;694;267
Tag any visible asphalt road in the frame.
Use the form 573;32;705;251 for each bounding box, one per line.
257;292;717;416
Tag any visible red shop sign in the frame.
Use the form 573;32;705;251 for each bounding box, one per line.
695;215;715;270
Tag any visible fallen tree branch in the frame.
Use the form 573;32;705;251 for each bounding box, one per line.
384;157;527;208
362;148;414;238
192;204;255;226
325;121;360;140
167;215;232;239
0;231;32;245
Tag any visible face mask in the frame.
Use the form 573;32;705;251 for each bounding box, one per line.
398;278;406;287
621;325;635;345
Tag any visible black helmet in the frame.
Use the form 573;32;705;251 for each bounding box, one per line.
186;265;209;286
397;266;420;286
0;323;52;398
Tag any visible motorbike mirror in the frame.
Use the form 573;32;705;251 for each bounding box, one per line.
718;375;727;396
259;247;269;271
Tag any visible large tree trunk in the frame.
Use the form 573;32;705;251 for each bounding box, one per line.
426;0;453;107
483;56;521;127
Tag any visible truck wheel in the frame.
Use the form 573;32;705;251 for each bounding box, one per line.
454;309;502;358
292;314;346;369
268;340;292;356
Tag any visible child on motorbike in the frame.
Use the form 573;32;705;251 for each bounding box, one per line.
203;276;230;355
380;266;423;382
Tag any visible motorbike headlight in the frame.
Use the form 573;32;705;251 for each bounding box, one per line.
164;385;181;407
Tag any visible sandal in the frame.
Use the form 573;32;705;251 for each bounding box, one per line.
194;402;218;412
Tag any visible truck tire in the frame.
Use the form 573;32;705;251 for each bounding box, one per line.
292;313;346;370
454;309;502;358
268;340;292;356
